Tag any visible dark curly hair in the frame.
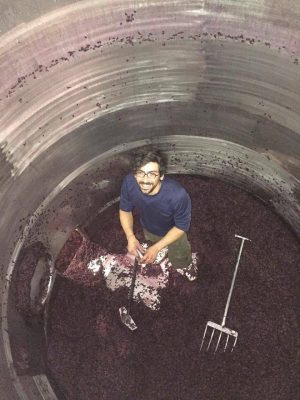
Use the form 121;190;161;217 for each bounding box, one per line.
132;150;167;175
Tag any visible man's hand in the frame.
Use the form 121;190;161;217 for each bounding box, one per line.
141;244;160;264
127;236;144;257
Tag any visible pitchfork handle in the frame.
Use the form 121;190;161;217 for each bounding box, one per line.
221;234;251;327
128;257;139;312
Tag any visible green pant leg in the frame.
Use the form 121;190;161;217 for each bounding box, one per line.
168;233;192;268
143;229;163;244
143;228;192;268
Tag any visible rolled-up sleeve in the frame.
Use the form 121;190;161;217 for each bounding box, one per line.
119;177;134;212
174;191;191;231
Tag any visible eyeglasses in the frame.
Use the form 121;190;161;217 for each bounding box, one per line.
135;170;160;179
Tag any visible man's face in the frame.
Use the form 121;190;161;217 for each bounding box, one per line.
135;161;164;195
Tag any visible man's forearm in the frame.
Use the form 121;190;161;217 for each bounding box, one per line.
119;210;135;239
154;226;185;251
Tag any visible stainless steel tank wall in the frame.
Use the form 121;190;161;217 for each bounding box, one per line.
0;1;299;399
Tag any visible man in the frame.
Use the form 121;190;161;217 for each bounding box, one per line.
119;150;197;281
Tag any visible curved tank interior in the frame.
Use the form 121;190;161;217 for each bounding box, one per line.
0;1;299;399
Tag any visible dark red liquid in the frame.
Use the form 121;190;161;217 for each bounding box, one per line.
46;175;300;400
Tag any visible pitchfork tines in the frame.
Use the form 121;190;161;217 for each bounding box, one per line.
200;321;238;353
200;234;251;353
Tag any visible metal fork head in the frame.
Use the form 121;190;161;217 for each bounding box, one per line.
200;321;238;353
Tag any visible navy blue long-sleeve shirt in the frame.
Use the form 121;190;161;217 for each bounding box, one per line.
120;173;191;236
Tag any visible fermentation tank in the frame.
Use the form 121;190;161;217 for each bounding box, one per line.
0;1;299;398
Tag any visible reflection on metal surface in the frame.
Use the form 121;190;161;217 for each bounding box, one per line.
0;0;299;398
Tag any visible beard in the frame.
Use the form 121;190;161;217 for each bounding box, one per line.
138;180;160;194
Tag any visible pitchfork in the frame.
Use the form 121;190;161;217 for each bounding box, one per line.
200;234;251;353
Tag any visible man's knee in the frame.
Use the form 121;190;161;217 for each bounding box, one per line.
168;234;192;268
